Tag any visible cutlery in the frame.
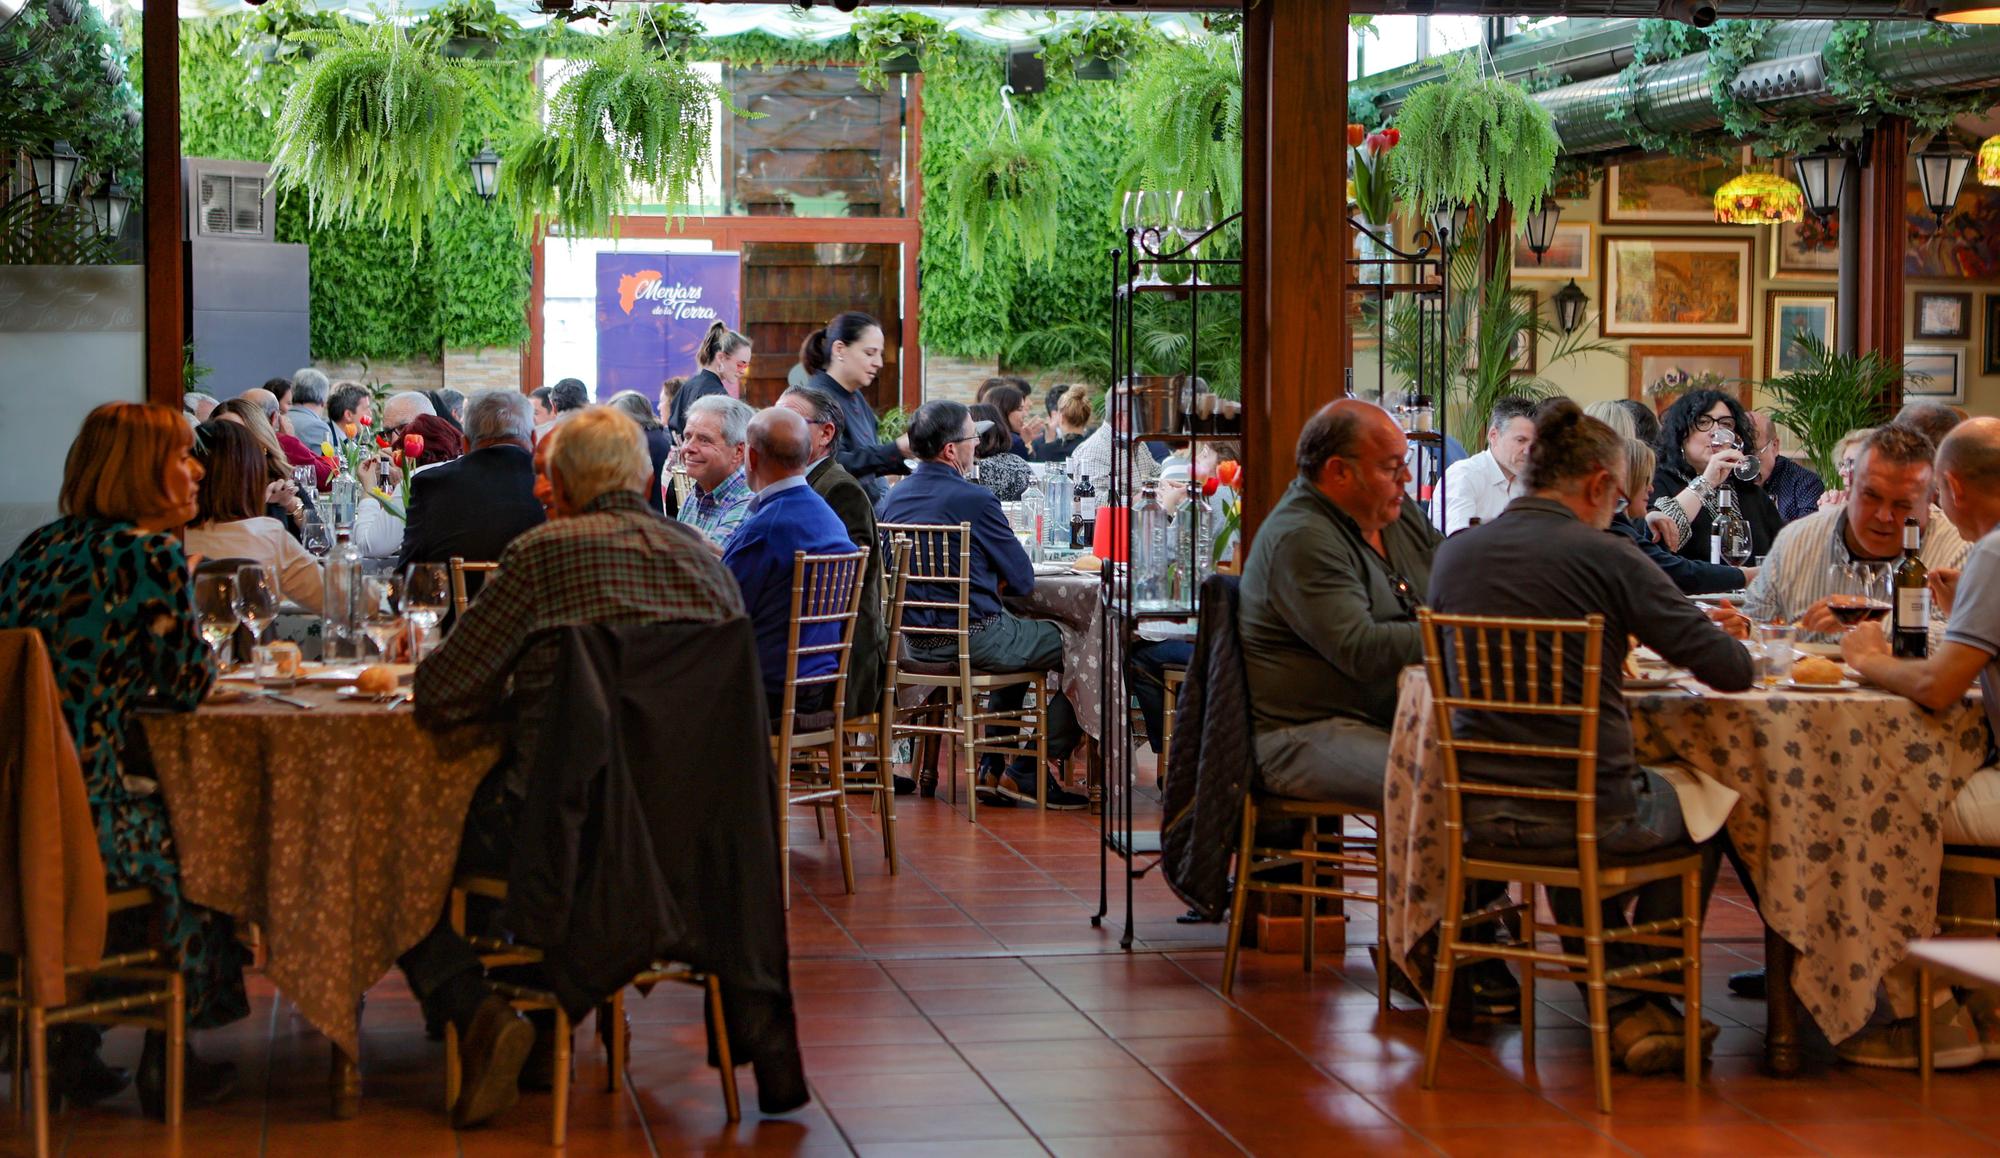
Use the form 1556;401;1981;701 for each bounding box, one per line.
256;691;318;710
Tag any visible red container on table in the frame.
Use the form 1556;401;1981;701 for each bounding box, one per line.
1090;505;1130;563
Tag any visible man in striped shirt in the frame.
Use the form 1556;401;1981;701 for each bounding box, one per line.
1742;425;1968;644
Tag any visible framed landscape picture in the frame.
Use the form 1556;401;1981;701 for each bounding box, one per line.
1913;291;1972;339
1626;344;1754;410
1903;345;1965;404
1601;236;1753;339
1510;222;1591;280
1765;291;1835;378
1771;216;1840;279
1604;149;1750;224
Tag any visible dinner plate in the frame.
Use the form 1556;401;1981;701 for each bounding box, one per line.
334;685;402;701
1690;592;1750;606
1623;675;1687;690
1032;563;1071;576
1780;678;1861;693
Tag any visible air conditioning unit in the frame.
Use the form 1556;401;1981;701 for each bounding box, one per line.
182;157;277;242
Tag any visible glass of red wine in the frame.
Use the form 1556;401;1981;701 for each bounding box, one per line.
1825;561;1891;628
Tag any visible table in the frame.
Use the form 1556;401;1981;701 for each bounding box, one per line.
1908;938;2000;990
137;683;503;1112
1383;665;1991;1070
1008;572;1125;743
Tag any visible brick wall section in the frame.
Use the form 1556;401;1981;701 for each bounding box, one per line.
312;348;524;395
921;354;998;406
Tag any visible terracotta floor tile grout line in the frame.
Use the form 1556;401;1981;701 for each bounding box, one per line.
869;962;1058;1156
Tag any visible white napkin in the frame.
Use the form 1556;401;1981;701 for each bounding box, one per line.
1648;763;1740;843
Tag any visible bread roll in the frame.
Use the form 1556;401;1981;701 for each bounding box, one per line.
356;665;400;695
1072;554;1102;573
1791;656;1844;685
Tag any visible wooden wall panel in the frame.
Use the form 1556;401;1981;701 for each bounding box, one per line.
1858;118;1908;408
143;0;183;408
1241;0;1348;539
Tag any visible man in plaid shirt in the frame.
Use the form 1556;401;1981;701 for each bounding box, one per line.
404;406;744;1130
675;393;756;551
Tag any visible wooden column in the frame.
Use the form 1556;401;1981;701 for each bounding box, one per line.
1241;0;1348;541
142;0;184;408
1857;119;1908;405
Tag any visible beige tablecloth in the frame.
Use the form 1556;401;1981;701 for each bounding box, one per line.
138;685;504;1058
1383;665;1993;1042
1009;572;1123;742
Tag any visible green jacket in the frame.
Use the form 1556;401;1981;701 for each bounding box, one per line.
808;456;884;718
1239;478;1442;732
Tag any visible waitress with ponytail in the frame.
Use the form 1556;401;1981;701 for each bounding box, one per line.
666;320;753;438
803;311;908;503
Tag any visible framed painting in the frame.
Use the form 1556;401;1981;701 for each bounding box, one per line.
1903;345;1966;404
1626;344;1754;411
1510;222;1591;280
1603;149;1751;224
1985;294;2000;375
1913;291;1972;340
1771;216;1840;279
1549;166;1594;204
1601;236;1753;339
1765;291;1835;378
1905;166;2000;280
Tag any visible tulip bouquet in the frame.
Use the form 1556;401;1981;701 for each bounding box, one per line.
321;412;376;484
1208;459;1243;568
1348;123;1400;227
368;432;425;521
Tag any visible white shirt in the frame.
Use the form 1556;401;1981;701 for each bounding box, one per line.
352;461;442;559
184;516;325;614
1068;424;1159;498
1437;449;1520;535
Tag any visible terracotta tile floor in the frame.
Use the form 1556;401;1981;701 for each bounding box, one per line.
22;783;2000;1156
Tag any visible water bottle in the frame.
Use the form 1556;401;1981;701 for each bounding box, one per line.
1045;464;1072;546
328;462;359;530
1135;481;1168;607
1168;495;1212;607
323;530;366;661
1020;486;1048;564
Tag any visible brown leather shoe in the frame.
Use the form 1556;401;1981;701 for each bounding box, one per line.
451;996;535;1129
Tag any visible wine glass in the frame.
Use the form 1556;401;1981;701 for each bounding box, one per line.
193;573;240;672
300;508;332;558
362;573;406;661
404;563;450;659
233;565;281;649
1133;189;1172;284
1826;560;1890;630
293;464;319;498
1709;427;1760;484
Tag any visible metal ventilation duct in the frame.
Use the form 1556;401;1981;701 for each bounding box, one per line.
1524;20;2000;156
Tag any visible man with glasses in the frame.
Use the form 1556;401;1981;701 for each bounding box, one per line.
878;400;1088;809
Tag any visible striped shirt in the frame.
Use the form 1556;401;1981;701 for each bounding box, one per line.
677;467;753;549
1742;504;1968;644
415;489;744;783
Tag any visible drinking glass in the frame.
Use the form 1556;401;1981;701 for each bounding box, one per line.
233;565;281;648
362;573;406;661
1708;427;1760;484
193;573;240;672
300;508;333;558
293;464;319;497
404;563;450;659
1754;622;1796;684
1826;561;1891;629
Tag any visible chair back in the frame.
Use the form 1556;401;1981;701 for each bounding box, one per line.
1416;609;1608;870
877;522;974;682
874;536;913;705
449;557;500;618
774;548;869;746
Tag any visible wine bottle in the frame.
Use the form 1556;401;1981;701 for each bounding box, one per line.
1893;517;1929;659
1071;473;1097;550
1712;489;1752;568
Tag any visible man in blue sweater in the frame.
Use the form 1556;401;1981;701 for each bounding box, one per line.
723;407;860;721
879;400;1087;809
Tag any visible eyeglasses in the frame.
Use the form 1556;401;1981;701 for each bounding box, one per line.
1692;414;1737;433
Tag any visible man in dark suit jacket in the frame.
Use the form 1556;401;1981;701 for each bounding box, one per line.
779;384;884;723
399;390;547;579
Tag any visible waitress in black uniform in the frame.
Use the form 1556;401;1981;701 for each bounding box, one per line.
802;311;907;505
665;321;753;438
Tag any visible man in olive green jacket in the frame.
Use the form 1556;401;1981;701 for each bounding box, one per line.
1240;399;1442;810
780;385;885;724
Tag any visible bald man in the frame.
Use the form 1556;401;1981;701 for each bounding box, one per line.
1840;416;2000;1068
723;407;861;719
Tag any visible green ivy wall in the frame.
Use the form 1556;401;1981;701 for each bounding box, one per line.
174;16;1143;370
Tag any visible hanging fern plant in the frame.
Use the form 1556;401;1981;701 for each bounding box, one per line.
1123;33;1242;213
945;109;1063;272
499;29;729;239
1389;54;1561;221
268;18;484;250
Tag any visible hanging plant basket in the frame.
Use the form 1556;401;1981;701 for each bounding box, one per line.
852;10;943;90
1388;53;1561;222
269;20;482;249
499;29;732;240
880;46;921;74
944;96;1063;272
1074;55;1122;82
442;35;500;59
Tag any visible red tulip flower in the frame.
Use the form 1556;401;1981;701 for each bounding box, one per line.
1347;123;1366;148
375;434;392;450
1202;476;1220;498
1216;460;1243;490
404;433;425;460
358;414;372;427
1384;127;1401;147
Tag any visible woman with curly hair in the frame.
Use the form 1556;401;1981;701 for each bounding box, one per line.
1650;388;1783;563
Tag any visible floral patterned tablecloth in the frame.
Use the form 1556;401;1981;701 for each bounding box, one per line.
1008;572;1124;742
1383;665;1993;1042
138;685;504;1059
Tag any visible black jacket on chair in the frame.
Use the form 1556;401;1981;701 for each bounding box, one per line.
1160;575;1256;922
504;620;808;1114
397;444;546;573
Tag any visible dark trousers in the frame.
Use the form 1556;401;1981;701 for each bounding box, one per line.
912;613;1082;777
397;764;520;1021
1128;639;1193;755
766;682;834;729
1466;768;1717;1009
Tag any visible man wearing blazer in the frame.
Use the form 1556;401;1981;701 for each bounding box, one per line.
399;390;546;577
778;384;886;725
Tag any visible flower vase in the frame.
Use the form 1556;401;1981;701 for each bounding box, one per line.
1356;218;1395;285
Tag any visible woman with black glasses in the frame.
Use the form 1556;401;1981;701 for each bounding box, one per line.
1650;388;1783;564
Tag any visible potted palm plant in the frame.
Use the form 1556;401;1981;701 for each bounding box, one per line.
1762;333;1901;485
